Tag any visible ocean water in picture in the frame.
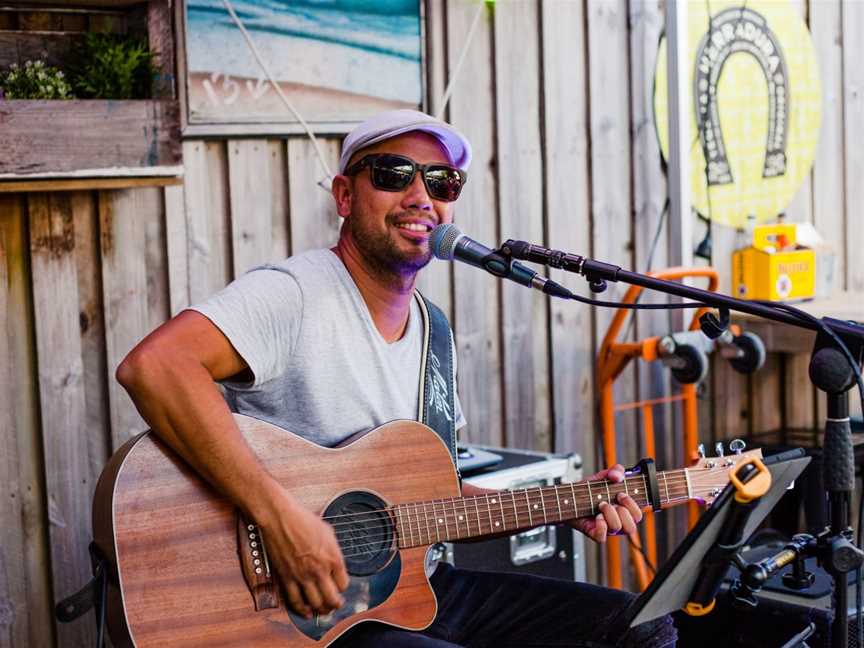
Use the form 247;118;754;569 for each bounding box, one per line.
186;0;422;110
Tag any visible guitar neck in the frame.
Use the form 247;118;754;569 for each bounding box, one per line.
393;468;691;549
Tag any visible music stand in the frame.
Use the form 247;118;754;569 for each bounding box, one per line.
600;450;811;646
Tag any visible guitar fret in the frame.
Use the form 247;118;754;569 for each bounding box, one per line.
474;496;483;535
569;483;579;517
538;487;548;524
423;502;433;544
524;489;533;526
432;500;443;542
461;498;471;537
511;491;520;528
394;506;405;548
604;481;612;505
484;493;497;531
496;493;506;530
661;473;670;504
586;481;594;515
554;485;562;522
451;499;461;539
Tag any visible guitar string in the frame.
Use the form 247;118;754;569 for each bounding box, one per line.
325;483;723;541
321;471;725;528
332;491;706;559
327;486;724;553
319;470;696;523
317;466;736;524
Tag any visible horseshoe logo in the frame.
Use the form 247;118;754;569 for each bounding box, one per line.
694;7;789;186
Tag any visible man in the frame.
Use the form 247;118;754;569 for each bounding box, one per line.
117;110;676;647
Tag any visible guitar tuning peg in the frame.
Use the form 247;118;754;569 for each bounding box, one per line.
714;441;725;457
697;443;706;459
729;439;746;455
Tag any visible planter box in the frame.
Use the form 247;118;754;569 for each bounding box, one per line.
0;1;181;186
0;99;182;178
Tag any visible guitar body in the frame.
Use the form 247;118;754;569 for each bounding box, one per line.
93;414;460;647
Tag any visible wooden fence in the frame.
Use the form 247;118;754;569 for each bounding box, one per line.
2;1;863;646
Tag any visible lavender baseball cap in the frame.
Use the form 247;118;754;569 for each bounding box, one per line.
338;110;472;174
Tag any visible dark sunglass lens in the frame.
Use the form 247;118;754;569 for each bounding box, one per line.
372;156;414;191
425;168;464;201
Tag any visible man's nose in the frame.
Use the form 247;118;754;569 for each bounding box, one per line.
401;172;433;211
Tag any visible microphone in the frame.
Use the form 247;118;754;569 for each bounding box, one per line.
430;224;572;299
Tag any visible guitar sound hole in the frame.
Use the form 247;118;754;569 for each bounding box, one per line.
323;491;395;577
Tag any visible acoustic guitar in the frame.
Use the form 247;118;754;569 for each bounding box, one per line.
92;414;759;647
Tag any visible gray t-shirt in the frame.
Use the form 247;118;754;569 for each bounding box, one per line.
190;248;465;447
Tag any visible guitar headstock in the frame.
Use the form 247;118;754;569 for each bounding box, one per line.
686;441;764;507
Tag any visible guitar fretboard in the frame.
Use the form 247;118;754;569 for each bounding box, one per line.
392;470;691;549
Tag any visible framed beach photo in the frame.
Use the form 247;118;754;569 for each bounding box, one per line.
180;0;425;135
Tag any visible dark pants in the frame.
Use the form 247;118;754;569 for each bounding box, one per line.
332;563;677;647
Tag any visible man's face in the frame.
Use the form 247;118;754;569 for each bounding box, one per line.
336;132;457;277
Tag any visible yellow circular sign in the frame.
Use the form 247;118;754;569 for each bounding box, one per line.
654;0;821;228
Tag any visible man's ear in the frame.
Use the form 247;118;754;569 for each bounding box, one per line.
331;175;353;218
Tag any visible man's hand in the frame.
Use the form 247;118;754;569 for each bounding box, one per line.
258;496;350;618
570;463;643;543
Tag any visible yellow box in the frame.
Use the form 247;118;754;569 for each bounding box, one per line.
732;224;815;301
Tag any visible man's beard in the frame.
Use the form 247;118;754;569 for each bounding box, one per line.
347;211;433;280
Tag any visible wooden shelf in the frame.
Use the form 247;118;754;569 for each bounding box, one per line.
0;173;182;193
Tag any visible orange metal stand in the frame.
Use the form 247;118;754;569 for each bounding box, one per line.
597;267;719;591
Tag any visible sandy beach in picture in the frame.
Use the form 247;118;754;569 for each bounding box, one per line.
187;72;416;125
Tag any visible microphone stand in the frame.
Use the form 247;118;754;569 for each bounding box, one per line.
496;240;864;648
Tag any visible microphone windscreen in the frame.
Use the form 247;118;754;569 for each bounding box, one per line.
430;224;462;260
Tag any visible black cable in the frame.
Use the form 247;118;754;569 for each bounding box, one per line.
567;293;708;311
629;535;657;577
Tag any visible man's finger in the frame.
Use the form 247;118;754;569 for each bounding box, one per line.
333;561;350;591
319;574;345;610
593;513;608;542
599;501;623;534
617;492;643;523
617;507;637;536
301;579;326;613
285;579;311;618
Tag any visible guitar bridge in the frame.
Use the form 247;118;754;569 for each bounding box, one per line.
237;513;279;610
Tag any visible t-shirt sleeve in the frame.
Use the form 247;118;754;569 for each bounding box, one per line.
188;268;303;388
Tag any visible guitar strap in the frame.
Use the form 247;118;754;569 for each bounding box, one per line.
415;292;460;480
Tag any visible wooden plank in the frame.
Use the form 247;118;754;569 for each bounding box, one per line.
809;0;844;290
587;0;637;462
100;188;164;449
27;192;96;648
783;352;815;430
0;196;53;648
0;100;182;176
0;32;81;69
268;140;290;261
286;138;342;254
494;0;550;452
541;0;594;456
784;0;813;226
711;356;748;442
147;0;176;100
750;353;783;435
164;183;190;314
445;0;502;448
71;191;112;473
629;0;678;562
0;196;33;648
0;175;183;193
183;140;232;302
413;0;452;317
844;0;864;293
228;139;279;276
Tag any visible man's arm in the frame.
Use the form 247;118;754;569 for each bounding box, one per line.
116;310;348;618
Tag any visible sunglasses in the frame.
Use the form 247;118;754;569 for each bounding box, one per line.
344;153;467;202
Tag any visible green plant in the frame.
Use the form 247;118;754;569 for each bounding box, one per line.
70;33;157;100
0;60;73;99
